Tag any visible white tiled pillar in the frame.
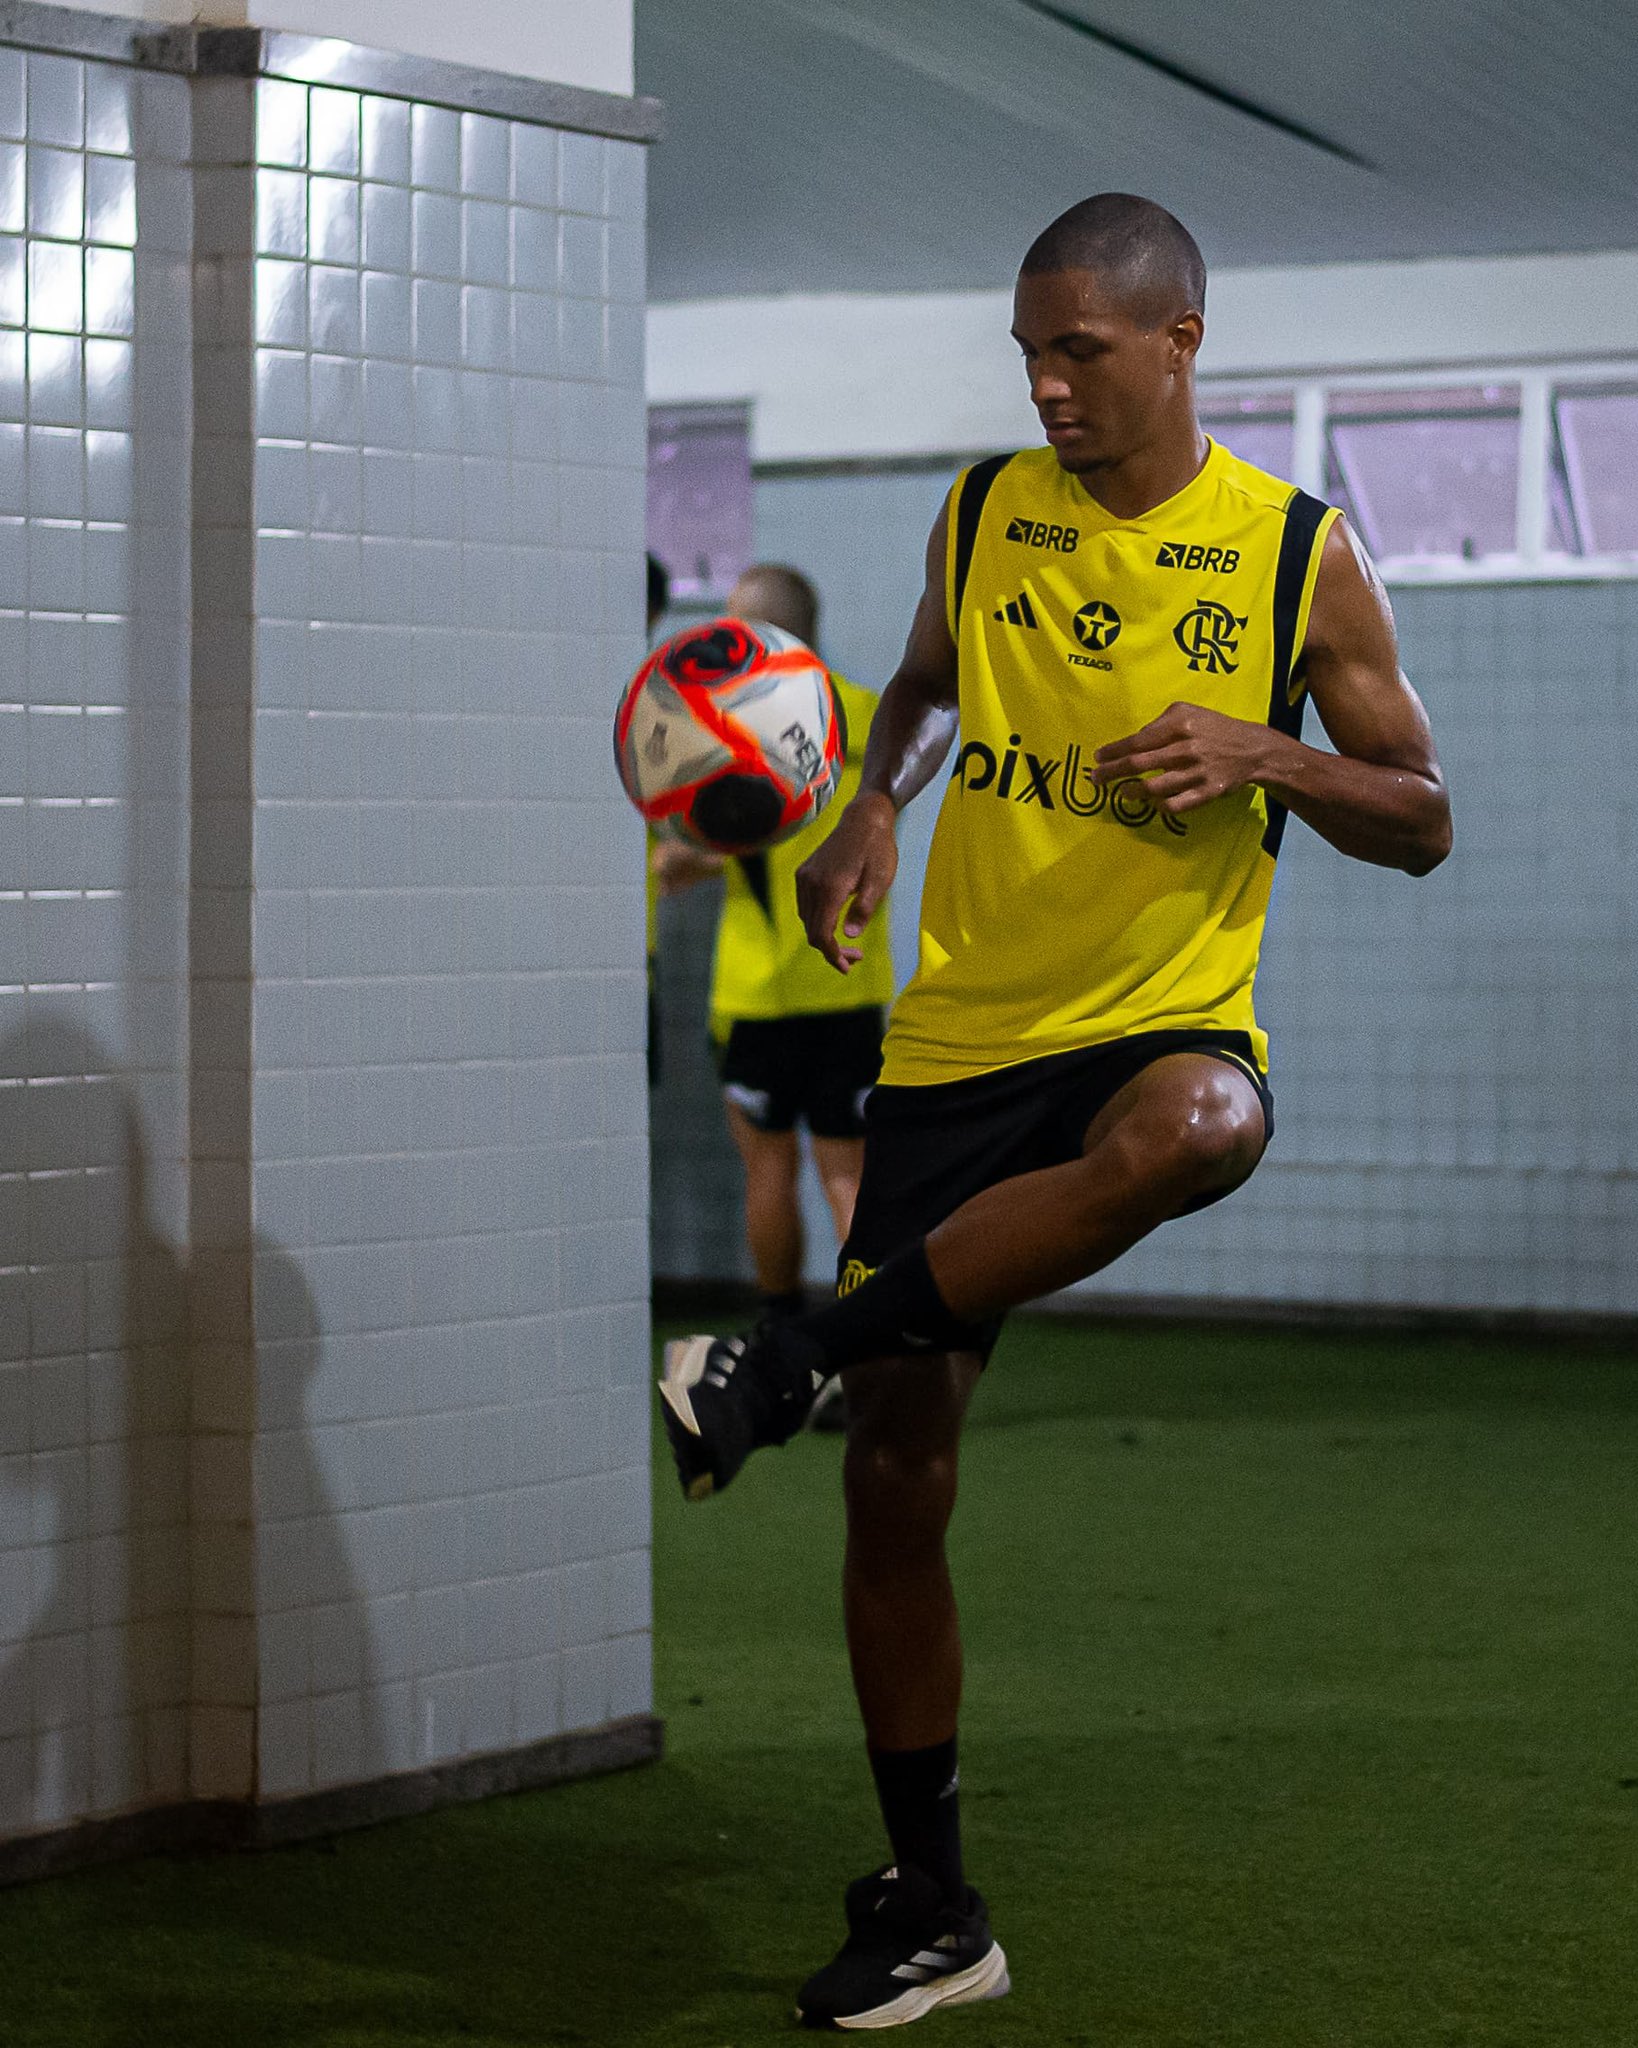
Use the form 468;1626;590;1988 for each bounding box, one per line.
236;79;653;1799
1;14;658;1861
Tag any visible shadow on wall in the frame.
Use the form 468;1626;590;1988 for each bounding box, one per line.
0;1010;379;1837
0;1011;191;1832
253;1231;384;1795
0;51;378;1840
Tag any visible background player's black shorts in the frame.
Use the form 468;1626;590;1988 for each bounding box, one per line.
839;1030;1274;1358
718;1006;885;1138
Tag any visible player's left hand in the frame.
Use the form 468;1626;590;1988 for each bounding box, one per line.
1092;702;1278;815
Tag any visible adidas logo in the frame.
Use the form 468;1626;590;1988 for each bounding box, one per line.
992;591;1038;628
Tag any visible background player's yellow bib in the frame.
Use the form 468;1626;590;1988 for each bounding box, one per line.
880;439;1338;1087
711;672;896;1032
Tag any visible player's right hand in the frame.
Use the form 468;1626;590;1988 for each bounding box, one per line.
796;792;898;972
651;838;725;896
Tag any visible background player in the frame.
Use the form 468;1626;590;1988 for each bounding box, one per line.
644;552;672;1087
655;567;895;1418
658;193;1452;2030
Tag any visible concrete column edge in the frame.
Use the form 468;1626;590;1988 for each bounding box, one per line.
0;1714;666;1885
0;1;664;141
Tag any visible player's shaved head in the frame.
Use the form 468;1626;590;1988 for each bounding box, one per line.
728;563;820;646
1020;193;1205;328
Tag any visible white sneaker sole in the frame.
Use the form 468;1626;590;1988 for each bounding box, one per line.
659;1337;716;1500
659;1337;712;1433
827;1940;1010;2030
804;1375;847;1432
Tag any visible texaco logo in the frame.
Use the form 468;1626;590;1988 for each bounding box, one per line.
1072;599;1122;652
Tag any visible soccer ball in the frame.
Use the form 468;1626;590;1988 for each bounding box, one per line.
615;617;845;853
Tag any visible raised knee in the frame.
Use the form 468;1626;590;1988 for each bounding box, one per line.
1109;1075;1264;1196
1174;1101;1262;1181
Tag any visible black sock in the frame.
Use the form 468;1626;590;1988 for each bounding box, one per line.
759;1287;807;1320
869;1735;964;1904
801;1242;978;1374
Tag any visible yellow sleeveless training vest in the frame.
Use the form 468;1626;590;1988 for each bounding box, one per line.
710;673;897;1034
879;438;1338;1087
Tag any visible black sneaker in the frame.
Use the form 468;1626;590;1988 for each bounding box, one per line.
658;1324;823;1501
796;1864;1009;2031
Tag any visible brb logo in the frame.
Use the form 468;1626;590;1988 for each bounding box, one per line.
1173;600;1246;673
1005;516;1080;553
1156;541;1241;573
953;733;1185;836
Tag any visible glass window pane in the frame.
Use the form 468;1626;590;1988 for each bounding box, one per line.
1555;388;1638;556
1199;390;1294;479
1325;385;1520;562
1546;442;1578;556
646;403;752;602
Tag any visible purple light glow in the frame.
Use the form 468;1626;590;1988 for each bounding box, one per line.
647;404;753;600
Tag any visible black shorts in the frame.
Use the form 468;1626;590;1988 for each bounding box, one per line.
718;1007;886;1139
839;1029;1273;1356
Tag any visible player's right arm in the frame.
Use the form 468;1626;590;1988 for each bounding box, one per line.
795;501;959;971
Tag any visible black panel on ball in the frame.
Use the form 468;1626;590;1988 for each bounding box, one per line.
660;621;760;686
690;773;784;850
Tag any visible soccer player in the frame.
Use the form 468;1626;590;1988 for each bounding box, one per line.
654;567;894;1414
659;194;1452;2030
644;553;672;1088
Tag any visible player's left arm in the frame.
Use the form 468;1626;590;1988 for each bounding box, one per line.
1093;519;1453;876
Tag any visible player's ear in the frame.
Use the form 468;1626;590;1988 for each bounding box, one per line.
1168;309;1204;369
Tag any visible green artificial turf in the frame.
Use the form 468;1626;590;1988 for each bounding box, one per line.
2;1315;1636;2046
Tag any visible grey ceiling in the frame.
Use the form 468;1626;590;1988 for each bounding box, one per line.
638;0;1638;301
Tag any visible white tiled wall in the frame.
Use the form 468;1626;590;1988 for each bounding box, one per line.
0;51;195;1836
651;470;1638;1318
1;37;653;1850
1075;580;1638;1315
243;82;651;1797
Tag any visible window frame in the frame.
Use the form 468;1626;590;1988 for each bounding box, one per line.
1197;363;1638;585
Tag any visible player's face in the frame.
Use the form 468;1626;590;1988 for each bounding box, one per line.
1011;268;1200;474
